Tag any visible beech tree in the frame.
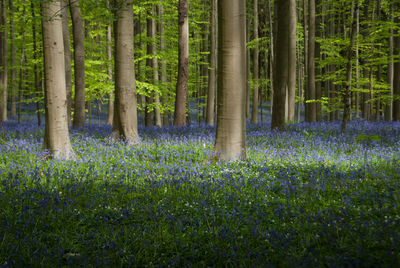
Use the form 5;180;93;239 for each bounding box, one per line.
213;0;246;161
271;0;289;130
42;0;74;159
251;0;259;124
69;0;85;128
61;0;72;125
111;0;139;144
206;0;216;126
0;0;7;122
174;0;189;126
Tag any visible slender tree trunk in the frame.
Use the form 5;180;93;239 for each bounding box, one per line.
61;0;72;125
69;0;85;127
385;4;393;121
393;5;400;121
159;4;169;126
206;0;217;126
106;10;114;125
0;0;7;122
271;0;289;130
246;16;251;119
9;0;17;117
151;6;161;127
17;0;26;124
354;4;360;118
31;1;42;126
145;16;153;127
42;0;74;159
315;0;322;121
303;0;308;120
268;0;274;114
368;0;376;121
341;1;356;131
214;0;246;161
306;0;316;122
251;0;259;124
287;0;296;122
111;0;139;143
174;0;189;126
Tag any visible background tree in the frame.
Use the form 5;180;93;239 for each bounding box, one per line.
111;0;139;144
271;0;289;130
61;0;72;125
0;0;7;122
69;0;85;128
174;0;189;126
206;0;216;126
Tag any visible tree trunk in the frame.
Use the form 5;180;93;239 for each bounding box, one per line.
0;0;7;122
214;0;246;161
341;1;356;132
159;4;169;126
150;5;161;127
393;5;400;121
61;0;72;125
268;0;274;115
31;1;42;126
9;0;16;117
303;0;308;120
385;3;393;121
246;16;251;119
111;0;139;144
251;0;259;124
206;0;217;126
315;0;322;121
355;4;360;118
271;0;289;130
287;0;296;122
174;0;189;126
69;0;85;127
106;7;114;125
306;0;316;122
42;0;74;159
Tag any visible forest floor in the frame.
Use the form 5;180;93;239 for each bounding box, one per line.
0;119;400;266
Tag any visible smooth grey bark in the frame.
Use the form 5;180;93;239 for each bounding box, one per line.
31;1;42;126
159;4;169;126
42;0;74;159
174;0;189;126
384;4;393;121
17;0;26;124
306;0;316;122
268;0;274;114
145;15;153;127
341;1;357;131
61;0;72;125
394;5;400;121
271;0;289;130
69;0;85;128
355;4;360;118
246;16;251;119
111;0;139;144
150;5;161;127
9;0;16;117
106;12;114;125
303;0;308;120
315;0;321;121
214;0;246;161
251;0;259;124
288;0;297;122
0;0;7;122
206;0;217;126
